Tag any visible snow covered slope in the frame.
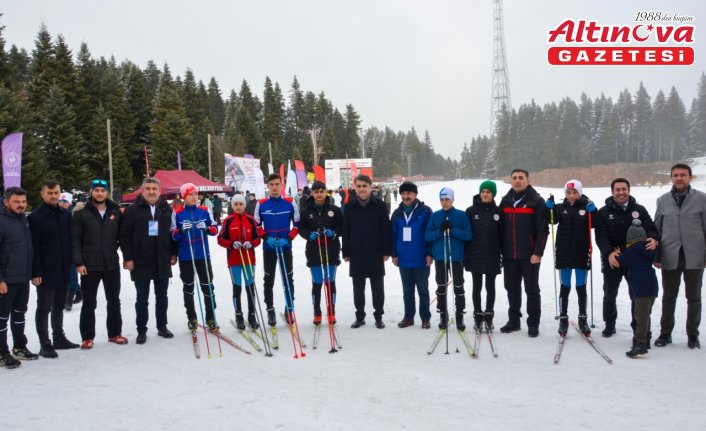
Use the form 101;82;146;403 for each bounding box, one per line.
3;169;705;430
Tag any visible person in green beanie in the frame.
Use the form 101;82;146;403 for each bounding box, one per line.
464;180;502;332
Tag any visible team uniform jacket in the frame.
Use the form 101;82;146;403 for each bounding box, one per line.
298;196;343;267
549;195;593;270
498;185;549;260
425;207;472;262
464;194;502;274
254;196;300;251
171;204;217;261
594;196;659;272
217;212;261;266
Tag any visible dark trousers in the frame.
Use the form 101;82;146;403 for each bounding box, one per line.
233;284;256;315
434;261;465;315
559;284;588;316
0;282;29;354
352;276;385;321
179;259;216;323
312;282;337;316
503;258;541;328
263;249;295;310
36;282;69;344
399;266;431;321
471;272;496;312
134;278;169;334
660;251;703;337
79;269;122;340
602;266;634;328
634;297;655;344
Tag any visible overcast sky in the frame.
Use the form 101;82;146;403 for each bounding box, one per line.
2;0;704;159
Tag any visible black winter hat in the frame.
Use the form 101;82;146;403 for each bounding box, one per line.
399;181;418;194
626;219;647;243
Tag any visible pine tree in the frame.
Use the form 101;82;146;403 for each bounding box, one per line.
207;77;225;135
632;82;653;163
261;77;284;164
688;73;706;158
150;81;195;171
34;86;85;189
28;24;55;115
616;88;634;162
342;104;361;159
665;86;687;161
6;46;31;91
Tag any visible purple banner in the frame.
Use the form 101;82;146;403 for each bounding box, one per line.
2;132;23;189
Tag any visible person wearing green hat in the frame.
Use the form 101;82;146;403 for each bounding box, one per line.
464;180;502;332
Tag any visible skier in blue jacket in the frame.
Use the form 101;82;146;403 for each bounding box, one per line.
425;187;472;330
254;173;300;327
171;183;219;333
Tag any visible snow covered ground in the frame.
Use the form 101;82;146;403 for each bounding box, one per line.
4;170;706;431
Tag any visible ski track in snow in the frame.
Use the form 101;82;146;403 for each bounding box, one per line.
5;165;706;430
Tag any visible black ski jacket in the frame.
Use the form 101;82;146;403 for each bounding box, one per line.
464;194;502;274
298;196;342;267
549;195;594;270
0;208;33;284
71;200;122;271
594;195;659;272
498;185;549;260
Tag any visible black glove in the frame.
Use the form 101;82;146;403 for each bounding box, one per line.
440;219;452;233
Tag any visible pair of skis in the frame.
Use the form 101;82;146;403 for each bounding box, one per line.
554;321;613;364
427;319;499;359
469;321;498;358
427;319;454;355
191;324;251;359
313;322;342;352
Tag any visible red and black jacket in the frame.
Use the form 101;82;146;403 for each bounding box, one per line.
498;185;549;260
217;212;261;266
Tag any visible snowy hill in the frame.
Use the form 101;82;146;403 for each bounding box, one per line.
4;166;706;431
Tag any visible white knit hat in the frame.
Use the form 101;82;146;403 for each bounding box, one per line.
231;194;246;206
439;187;455;201
564;179;583;197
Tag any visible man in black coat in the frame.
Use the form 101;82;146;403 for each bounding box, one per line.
594;178;659;338
0;187;39;368
72;179;127;349
28;180;79;358
498;169;548;337
342;174;392;329
119;178;178;344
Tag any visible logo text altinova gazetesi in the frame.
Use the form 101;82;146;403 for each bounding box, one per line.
547;19;695;65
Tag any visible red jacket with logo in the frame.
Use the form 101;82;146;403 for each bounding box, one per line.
217;212;261;266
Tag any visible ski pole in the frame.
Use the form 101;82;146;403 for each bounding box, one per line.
186;228;212;358
588;211;595;328
322;233;341;349
200;229;223;357
239;247;273;357
443;229;450;355
317;233;337;353
241;247;273;356
275;243;306;358
549;201;559;320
